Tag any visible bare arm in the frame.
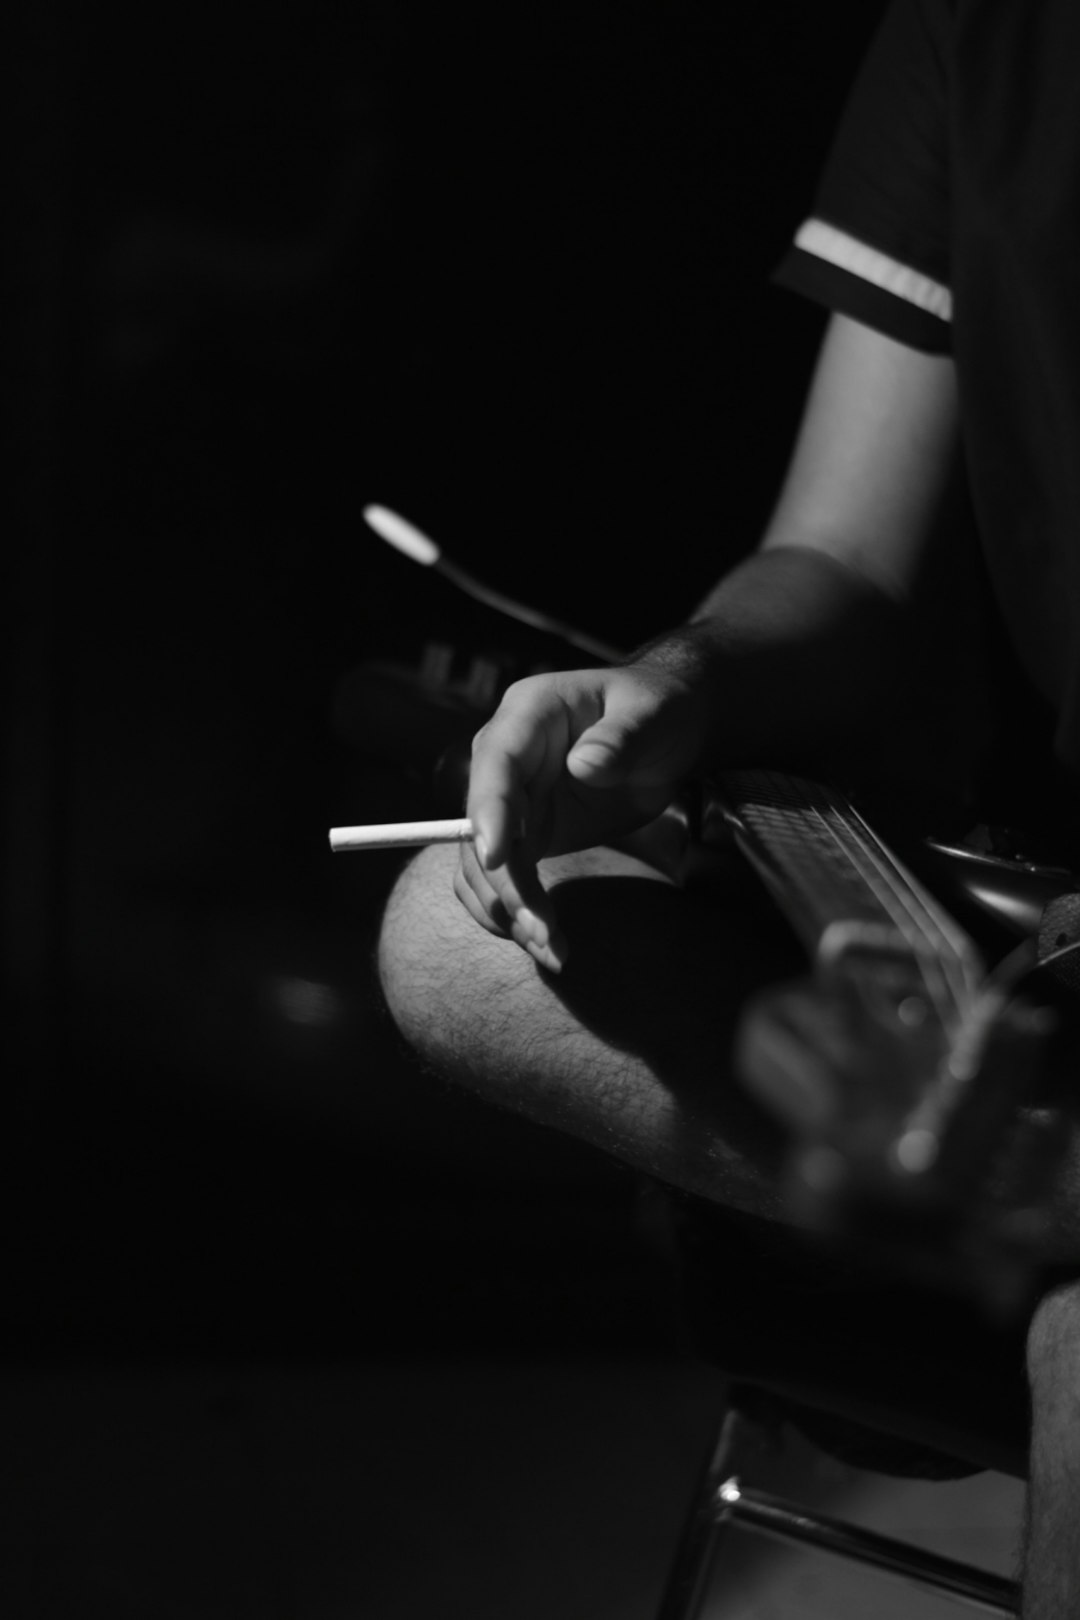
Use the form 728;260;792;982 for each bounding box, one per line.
654;310;961;763
462;312;961;967
759;309;960;595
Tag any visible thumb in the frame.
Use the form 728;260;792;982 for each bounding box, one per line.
566;715;644;786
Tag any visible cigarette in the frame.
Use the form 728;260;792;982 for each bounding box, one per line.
329;817;474;852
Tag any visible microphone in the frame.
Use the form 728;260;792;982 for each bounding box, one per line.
362;504;622;664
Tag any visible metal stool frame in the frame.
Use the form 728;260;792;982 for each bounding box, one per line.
658;1404;1020;1619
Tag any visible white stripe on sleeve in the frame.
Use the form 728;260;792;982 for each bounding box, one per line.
795;218;953;322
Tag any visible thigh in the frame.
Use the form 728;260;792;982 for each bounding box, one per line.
378;839;804;1217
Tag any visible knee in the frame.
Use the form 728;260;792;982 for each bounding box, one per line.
376;841;541;1076
376;843;464;1051
1027;1278;1080;1403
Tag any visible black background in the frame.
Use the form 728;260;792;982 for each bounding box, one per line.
6;0;886;1360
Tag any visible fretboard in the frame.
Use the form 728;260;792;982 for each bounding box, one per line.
716;770;984;1023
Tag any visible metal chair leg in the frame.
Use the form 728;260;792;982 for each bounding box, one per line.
657;1404;1020;1619
656;1408;745;1620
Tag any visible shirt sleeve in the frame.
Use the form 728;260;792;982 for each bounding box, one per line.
773;0;954;353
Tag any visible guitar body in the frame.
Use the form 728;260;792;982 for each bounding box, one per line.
916;836;1076;943
712;769;1077;1309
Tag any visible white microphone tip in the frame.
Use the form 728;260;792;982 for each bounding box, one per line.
363;504;441;567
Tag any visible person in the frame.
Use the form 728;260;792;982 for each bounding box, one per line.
377;1;1080;1610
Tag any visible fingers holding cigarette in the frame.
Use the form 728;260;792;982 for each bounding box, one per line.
328;816;566;970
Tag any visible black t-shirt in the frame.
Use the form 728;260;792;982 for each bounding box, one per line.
774;0;1080;778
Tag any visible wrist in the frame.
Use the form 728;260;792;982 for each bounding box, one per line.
630;546;909;772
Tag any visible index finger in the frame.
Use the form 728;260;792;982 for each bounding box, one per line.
466;679;574;868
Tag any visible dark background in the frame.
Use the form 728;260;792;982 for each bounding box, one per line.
6;0;885;1362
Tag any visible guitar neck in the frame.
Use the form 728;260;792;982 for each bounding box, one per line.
715;769;985;1021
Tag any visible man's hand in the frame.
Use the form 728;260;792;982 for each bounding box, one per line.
454;660;710;970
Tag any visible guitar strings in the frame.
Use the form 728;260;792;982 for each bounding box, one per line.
829;796;983;1006
799;797;962;1026
732;772;982;1030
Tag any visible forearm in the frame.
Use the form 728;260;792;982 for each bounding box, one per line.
629;314;957;777
629;543;910;774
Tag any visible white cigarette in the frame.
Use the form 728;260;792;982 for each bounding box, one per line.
329;817;474;852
